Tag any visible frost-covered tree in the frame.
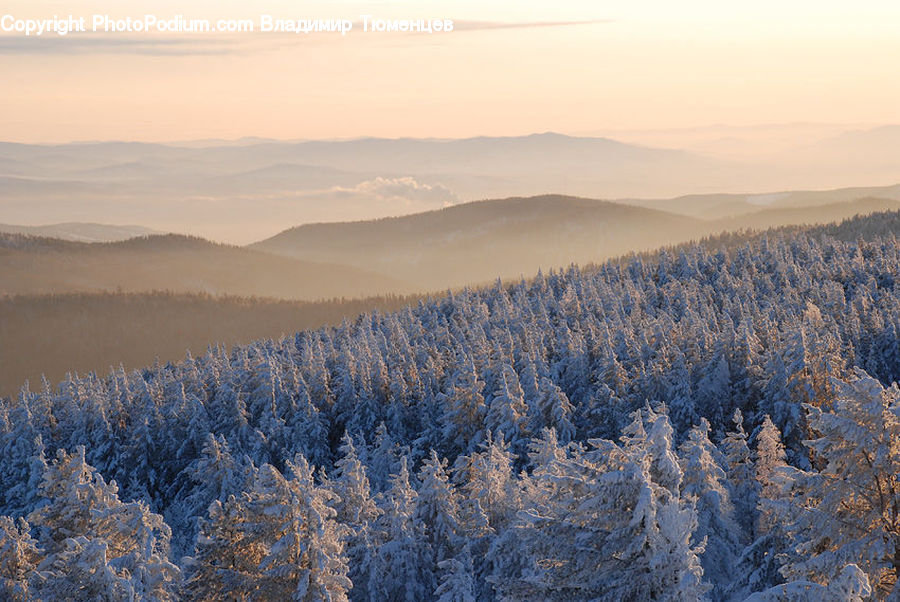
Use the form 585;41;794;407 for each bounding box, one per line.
183;495;263;601
724;414;794;598
526;427;568;472
755;415;789;536
742;563;871;602
695;350;732;430
679;418;741;599
621;405;683;495
367;422;405;493
434;547;477;602
33;536;135;601
0;516;40;601
170;433;251;558
530;377;575;444
417;451;464;564
328;433;380;602
453;432;518;532
781;370;900;597
497;435;707;601
439;358;486;457
28;446;181;600
330;434;380;529
1;434;47;519
261;456;351;602
485;364;529;455
370;456;434;601
722;409;758;540
232;459;350;602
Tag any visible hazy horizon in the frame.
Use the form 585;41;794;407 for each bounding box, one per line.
3;125;900;243
0;121;885;147
5;1;900;142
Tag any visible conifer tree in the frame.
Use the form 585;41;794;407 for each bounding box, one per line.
28;446;181;600
0;516;41;601
370;456;434;601
721;409;758;540
678;418;741;599
782;371;900;597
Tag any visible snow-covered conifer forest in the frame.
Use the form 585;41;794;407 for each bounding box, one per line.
5;212;900;600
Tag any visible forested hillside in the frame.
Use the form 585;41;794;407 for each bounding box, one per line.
252;195;705;291
253;193;897;291
0;233;406;299
0;291;426;398
3;213;900;599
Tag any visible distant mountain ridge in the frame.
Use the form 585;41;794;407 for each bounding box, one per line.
0;222;161;243
0;134;725;242
3;130;899;242
252;195;705;290
630;183;900;219
5;189;898;300
0;232;407;300
253;192;900;291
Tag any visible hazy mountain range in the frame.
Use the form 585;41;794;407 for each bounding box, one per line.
4;190;899;298
0;222;160;243
3;126;899;242
0;233;405;299
631;184;900;219
0;190;897;398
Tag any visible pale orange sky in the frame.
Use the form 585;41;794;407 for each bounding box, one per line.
3;0;900;143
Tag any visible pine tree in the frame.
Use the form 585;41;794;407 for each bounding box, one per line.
453;432;519;532
433;547;477;602
328;434;380;602
417;451;464;564
28;446;181;600
754;415;789;537
721;409;758;541
0;516;41;601
781;370;900;597
497;436;707;600
260;456;351;602
370;456;434;601
678;418;741;599
32;536;135;601
172;433;250;559
724;414;793;598
742;563;871;602
439;358;487;456
530;377;575;444
182;495;265;601
485;363;529;456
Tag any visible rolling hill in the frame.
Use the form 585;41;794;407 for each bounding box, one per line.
632;183;900;219
710;197;900;232
252;195;706;290
0;233;407;299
